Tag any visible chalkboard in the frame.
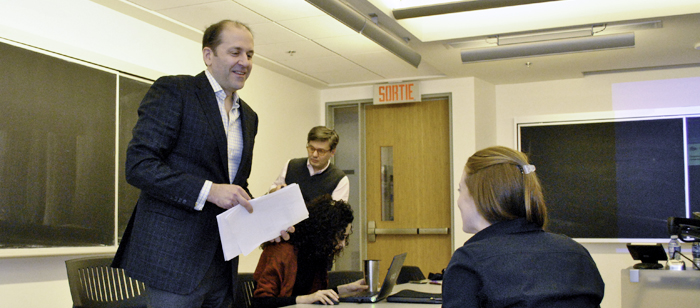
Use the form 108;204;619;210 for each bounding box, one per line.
118;76;151;241
0;39;150;249
519;116;700;239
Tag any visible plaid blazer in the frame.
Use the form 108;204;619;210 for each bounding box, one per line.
113;71;258;294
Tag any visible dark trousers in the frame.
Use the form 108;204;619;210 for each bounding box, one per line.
147;250;238;308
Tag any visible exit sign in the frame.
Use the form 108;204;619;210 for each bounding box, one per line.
374;81;420;105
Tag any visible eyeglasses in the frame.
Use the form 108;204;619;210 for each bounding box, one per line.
306;144;331;156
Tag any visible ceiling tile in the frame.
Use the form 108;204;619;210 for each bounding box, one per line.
249;22;307;46
234;0;326;21
315;35;386;57
312;67;384;85
279;55;362;73
127;0;215;11
158;1;268;31
277;15;358;39
254;39;336;62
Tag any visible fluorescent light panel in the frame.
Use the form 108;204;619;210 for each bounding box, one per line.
448;20;659;49
497;28;593;45
460;33;635;63
393;0;562;19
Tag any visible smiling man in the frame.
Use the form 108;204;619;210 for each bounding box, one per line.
112;20;290;308
268;126;349;203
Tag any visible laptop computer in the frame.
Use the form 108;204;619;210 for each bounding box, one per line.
339;252;407;303
386;289;443;304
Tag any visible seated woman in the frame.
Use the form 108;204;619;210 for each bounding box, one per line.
252;195;367;307
443;146;605;308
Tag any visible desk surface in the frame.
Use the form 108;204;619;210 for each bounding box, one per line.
291;283;442;307
621;267;700;308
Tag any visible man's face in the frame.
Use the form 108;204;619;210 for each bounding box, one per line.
203;25;254;96
306;140;335;172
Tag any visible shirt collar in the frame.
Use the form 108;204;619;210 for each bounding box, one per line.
466;218;543;244
205;69;240;109
306;159;331;175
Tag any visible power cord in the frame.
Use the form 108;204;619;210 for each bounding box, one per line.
672;251;700;270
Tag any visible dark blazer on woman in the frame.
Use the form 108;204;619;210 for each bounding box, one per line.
112;71;258;295
442;218;604;308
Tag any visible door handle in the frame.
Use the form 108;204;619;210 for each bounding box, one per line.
367;221;449;242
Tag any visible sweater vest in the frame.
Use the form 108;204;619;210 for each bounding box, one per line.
285;157;345;203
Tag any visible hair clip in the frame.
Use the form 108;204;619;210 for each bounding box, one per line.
521;164;536;174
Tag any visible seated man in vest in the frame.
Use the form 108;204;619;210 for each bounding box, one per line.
268;126;349;202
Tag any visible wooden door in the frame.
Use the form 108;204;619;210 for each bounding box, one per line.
365;97;452;279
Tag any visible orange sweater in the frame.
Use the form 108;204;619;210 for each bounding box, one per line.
253;242;327;298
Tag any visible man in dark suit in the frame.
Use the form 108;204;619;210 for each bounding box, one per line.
113;20;289;308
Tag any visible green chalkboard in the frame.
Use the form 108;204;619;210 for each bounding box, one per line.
0;40;151;248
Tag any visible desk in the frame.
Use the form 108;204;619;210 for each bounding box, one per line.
291;283;442;307
621;267;700;308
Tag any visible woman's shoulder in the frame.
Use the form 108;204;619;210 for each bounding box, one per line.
256;242;298;274
264;241;294;251
261;242;296;258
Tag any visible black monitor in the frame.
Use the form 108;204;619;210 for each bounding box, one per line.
626;243;668;269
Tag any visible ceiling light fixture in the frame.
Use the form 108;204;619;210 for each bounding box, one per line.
449;20;659;49
449;20;660;63
305;0;421;68
497;26;596;45
393;0;562;20
460;33;635;63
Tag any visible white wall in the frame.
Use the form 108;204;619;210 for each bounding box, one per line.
0;0;320;307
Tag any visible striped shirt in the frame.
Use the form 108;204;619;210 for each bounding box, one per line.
195;70;244;210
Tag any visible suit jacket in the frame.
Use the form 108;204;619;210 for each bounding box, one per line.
112;71;258;295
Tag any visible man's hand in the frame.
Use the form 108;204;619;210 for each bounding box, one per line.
207;183;253;213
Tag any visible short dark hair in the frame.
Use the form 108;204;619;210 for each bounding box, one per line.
307;126;340;150
202;20;252;53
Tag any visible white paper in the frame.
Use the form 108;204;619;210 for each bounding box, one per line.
217;183;308;261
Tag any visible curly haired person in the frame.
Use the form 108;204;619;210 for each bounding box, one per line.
252;195;367;307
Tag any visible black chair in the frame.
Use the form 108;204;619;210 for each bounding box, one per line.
397;265;425;284
328;270;364;289
235;273;256;308
65;256;147;308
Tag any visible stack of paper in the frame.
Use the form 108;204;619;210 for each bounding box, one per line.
217;183;308;261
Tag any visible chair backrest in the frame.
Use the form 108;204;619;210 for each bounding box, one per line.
397;265;425;284
65;256;147;308
235;273;256;308
328;270;364;290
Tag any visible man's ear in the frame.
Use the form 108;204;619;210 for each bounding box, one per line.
202;47;213;66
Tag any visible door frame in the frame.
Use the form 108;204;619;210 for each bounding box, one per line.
326;93;456;269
